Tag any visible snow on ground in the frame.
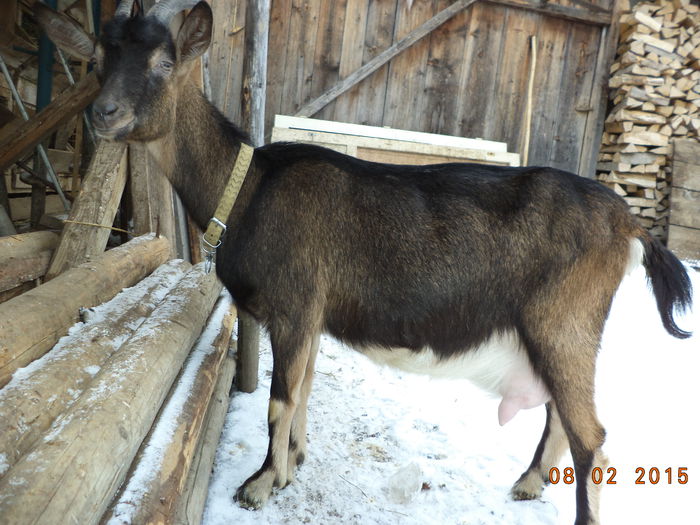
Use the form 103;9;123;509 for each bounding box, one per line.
204;264;700;525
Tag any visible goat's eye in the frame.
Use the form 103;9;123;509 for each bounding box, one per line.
158;60;173;72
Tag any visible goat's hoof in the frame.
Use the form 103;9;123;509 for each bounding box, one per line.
511;471;545;501
236;472;275;509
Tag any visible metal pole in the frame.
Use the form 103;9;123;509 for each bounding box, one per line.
0;54;70;211
56;48;96;146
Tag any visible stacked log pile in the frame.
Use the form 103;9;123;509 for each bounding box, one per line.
597;0;700;240
0;236;237;525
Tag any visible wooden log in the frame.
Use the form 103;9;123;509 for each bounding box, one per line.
0;260;191;476
175;348;236;525
0;281;35;305
0;73;100;173
0;265;222;525
45;140;129;280
0;231;59;292
106;295;235;525
0;234;170;388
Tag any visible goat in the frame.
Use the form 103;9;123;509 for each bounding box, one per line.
36;2;693;524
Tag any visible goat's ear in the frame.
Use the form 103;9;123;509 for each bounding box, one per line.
176;2;212;69
35;3;95;62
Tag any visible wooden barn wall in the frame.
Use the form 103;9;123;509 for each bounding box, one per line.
208;0;614;176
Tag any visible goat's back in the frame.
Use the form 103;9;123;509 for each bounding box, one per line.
222;143;639;354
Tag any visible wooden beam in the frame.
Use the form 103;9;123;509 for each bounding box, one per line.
0;259;192;476
128;143;178;258
0;234;170;388
242;0;270;147
45;140;128;280
484;0;612;26
237;0;270;392
0;266;222;525
0;73;100;173
295;0;478;118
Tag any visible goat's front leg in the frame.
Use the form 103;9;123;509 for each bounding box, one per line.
236;325;317;509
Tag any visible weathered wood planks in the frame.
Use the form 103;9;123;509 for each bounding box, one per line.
255;0;613;175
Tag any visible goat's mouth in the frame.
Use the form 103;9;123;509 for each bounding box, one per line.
93;119;136;141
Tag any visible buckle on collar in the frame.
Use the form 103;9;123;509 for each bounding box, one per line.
207;217;227;237
202;218;227;273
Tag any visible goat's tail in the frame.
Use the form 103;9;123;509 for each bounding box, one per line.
639;233;693;339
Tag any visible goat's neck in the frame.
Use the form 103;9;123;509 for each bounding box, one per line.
144;82;252;231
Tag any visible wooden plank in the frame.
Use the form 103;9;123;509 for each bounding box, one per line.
0;234;171;388
353;0;398;126
456;3;509;142
0;267;222;525
0;73;99;172
668;224;700;262
208;0;245;122
45;140;128;280
275;114;508;151
484;0;612;26
271;127;520;165
382;0;436;131
281;0;318;115
671;160;700;192
296;0;478;118
421;0;472;135
526;16;570;168
673;139;700;165
670;187;700;229
265;0;294;135
550;23;600;172
332;0;371;122
490;7;539;158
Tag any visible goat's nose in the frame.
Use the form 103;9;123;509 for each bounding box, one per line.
93;100;120;124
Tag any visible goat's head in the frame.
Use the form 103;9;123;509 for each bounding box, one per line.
36;0;212;142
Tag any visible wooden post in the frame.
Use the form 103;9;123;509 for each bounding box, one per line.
128;143;178;258
45;140;128;280
0;234;170;388
236;0;270;393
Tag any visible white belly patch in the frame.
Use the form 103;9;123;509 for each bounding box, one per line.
358;331;551;426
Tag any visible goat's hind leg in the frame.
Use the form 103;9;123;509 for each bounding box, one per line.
512;402;569;500
287;333;320;475
236;323;318;509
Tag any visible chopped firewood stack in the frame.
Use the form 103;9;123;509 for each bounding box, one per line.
597;0;700;240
